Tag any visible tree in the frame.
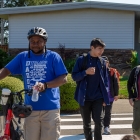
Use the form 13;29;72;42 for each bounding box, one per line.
4;0;53;7
0;19;8;45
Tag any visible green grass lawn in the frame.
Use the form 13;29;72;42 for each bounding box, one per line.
119;76;129;99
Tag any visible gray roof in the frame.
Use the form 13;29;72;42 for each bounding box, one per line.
1;1;140;19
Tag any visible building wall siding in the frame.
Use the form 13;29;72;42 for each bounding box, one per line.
135;20;140;60
9;8;134;49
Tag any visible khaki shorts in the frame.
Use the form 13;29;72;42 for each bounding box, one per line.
24;109;61;140
132;100;140;137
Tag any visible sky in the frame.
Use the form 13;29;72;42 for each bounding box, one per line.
87;0;140;5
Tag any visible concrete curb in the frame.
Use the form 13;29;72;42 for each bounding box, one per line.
112;99;133;113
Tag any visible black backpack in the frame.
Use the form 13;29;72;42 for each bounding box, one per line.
133;65;140;87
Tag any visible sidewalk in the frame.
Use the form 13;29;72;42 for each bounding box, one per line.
112;99;133;114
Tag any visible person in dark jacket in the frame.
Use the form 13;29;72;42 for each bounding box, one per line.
101;56;119;135
72;38;110;140
127;66;140;138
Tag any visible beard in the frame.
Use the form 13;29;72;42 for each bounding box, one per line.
31;49;44;54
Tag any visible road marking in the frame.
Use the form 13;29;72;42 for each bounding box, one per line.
59;134;132;140
61;117;132;121
61;113;133;117
61;124;131;129
60;113;133;140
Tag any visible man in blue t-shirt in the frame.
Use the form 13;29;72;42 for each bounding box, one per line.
0;27;68;140
72;38;109;140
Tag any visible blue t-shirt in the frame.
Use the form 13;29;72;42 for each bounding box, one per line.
5;50;68;110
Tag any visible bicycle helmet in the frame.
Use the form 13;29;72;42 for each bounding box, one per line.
27;27;48;41
12;104;32;118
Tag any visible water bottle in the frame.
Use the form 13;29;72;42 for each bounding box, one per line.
31;82;39;102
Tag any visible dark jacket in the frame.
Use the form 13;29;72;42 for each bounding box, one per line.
127;67;139;99
107;68;119;97
71;53;110;106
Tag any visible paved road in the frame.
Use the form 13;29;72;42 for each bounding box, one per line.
59;113;133;140
59;99;133;140
0;99;133;139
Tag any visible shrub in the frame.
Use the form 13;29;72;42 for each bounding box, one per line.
0;49;14;69
0;76;24;110
130;50;139;69
60;74;79;111
0;76;24;92
64;59;76;73
0;49;8;69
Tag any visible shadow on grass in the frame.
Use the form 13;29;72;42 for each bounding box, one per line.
120;76;128;82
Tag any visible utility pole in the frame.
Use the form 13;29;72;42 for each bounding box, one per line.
0;0;4;45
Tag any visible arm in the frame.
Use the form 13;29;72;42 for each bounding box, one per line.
72;57;87;82
72;57;95;81
127;67;136;106
102;59;108;88
0;54;23;80
4;53;22;76
35;53;68;92
129;98;134;106
127;68;136;99
46;74;67;88
0;68;11;80
35;74;67;92
103;62;109;91
113;72;119;97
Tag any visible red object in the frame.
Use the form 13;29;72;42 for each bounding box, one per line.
110;68;120;86
0;109;13;140
4;109;13;136
0;135;10;140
